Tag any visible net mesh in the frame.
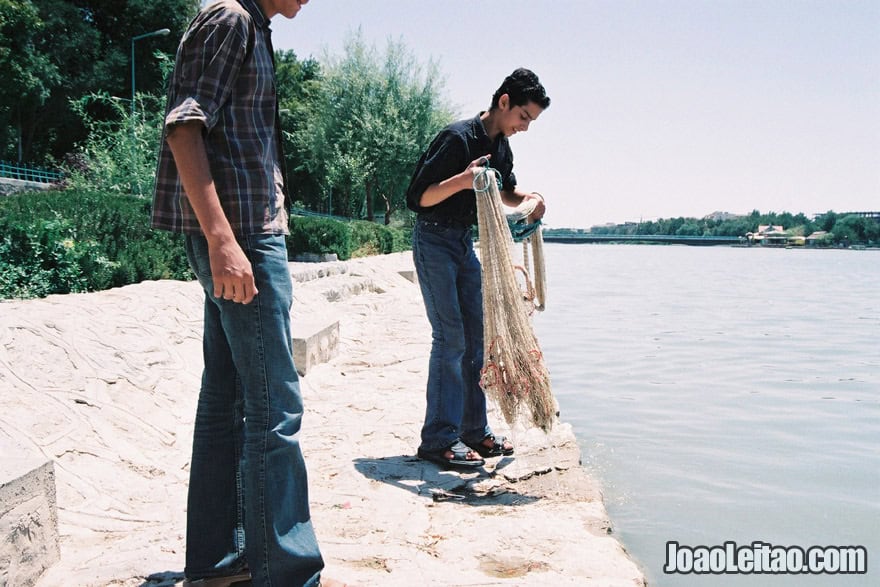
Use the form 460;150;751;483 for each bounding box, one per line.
515;225;547;313
474;167;556;431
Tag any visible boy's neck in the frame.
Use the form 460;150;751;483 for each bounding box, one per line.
480;110;502;140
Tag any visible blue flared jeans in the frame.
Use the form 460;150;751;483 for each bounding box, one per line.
412;218;492;451
184;234;323;587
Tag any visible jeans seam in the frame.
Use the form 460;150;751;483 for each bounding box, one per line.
414;229;444;437
233;376;245;558
247;234;273;586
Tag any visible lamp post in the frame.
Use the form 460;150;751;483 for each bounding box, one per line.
131;28;170;120
130;28;170;194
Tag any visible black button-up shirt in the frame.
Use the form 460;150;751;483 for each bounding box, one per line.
406;114;517;226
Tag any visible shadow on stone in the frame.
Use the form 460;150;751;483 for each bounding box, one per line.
353;456;542;507
140;570;184;586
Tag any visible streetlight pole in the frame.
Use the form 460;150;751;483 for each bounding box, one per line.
131;28;170;121
130;28;170;194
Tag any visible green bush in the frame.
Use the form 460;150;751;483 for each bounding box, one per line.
349;220;391;257
389;224;412;253
288;215;353;260
0;215;115;298
348;220;412;257
0;189;190;299
0;189;414;300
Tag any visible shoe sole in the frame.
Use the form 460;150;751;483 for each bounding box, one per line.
182;571;251;587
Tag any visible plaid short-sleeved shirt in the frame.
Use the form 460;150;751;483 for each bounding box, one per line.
151;0;287;235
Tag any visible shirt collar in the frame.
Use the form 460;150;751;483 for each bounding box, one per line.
472;112;505;149
471;112;491;146
239;0;270;30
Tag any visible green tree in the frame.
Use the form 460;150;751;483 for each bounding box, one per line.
293;31;452;222
675;221;702;236
0;0;60;160
816;210;839;232
635;220;657;235
831;215;880;245
275;51;324;211
365;39;452;223
712;218;752;237
1;0;198;164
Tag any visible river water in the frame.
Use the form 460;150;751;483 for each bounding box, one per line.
530;243;879;587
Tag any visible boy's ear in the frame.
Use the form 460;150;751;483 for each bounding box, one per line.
498;93;510;111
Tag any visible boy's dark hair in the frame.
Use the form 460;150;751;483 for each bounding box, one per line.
490;68;551;110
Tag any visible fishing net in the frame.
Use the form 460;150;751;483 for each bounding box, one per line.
506;196;547;314
474;167;556;431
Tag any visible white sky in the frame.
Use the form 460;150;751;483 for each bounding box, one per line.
266;0;879;228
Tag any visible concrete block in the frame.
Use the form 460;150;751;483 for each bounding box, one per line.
0;437;59;587
290;262;348;284
292;318;340;376
0;178;54;196
291;252;339;263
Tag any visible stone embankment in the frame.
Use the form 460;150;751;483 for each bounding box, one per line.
0;252;646;586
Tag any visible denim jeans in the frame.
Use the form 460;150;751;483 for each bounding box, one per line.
184;234;323;587
412;219;493;451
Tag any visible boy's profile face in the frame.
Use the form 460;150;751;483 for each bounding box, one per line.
497;95;544;137
260;0;309;19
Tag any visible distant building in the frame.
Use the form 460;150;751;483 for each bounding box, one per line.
703;211;743;222
745;224;790;246
849;211;880;223
806;231;829;246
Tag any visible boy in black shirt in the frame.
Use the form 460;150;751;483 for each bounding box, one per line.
406;68;550;468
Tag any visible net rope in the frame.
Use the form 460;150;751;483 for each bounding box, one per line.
474;167;556;431
506;195;547;313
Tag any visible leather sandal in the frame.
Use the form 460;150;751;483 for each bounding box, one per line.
417;440;485;469
467;434;514;458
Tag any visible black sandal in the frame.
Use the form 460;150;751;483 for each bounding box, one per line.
418;440;485;469
467;434;514;458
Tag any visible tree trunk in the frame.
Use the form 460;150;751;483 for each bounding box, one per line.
364;178;375;221
381;194;391;225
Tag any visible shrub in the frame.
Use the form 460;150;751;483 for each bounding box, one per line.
0;189;414;300
350;220;392;257
389;224;412;252
347;220;413;257
0;189;190;299
0;215;114;298
287;215;353;260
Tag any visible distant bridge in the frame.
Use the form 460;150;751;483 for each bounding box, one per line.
542;233;744;246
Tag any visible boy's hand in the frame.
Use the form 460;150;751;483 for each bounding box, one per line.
208;238;258;304
467;154;491;171
525;192;546;220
